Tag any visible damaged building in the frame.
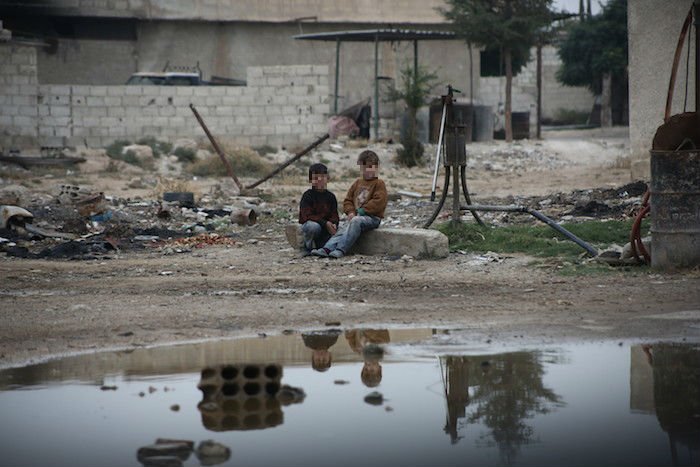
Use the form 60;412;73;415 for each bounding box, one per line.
0;0;593;150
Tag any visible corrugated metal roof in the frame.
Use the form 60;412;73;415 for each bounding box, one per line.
294;29;456;42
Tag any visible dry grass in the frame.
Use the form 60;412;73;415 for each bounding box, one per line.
189;140;272;177
151;178;198;198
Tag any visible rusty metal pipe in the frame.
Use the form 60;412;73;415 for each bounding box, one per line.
189;104;244;191
665;7;693;122
245;133;329;189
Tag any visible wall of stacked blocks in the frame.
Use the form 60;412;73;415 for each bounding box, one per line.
0;44;331;150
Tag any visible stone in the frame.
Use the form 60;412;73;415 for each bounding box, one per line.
139;456;183;467
123;144;154;168
285;224;449;258
173;138;197;153
195;440;231;466
137;443;191;461
364;391;384;405
622;236;652;261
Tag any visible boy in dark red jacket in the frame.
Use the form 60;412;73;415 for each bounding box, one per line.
298;163;339;257
312;150;388;259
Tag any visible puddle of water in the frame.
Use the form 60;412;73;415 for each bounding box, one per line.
0;329;698;467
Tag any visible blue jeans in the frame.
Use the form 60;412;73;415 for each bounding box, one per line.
322;215;381;253
301;220;331;250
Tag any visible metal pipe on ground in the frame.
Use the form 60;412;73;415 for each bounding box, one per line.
458;204;599;257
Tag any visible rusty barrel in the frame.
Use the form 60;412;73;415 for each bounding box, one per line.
512;111;530;140
650;149;700;269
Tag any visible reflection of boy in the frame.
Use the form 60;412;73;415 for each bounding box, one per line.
312;151;387;259
345;329;390;387
299;163;339;257
302;331;340;372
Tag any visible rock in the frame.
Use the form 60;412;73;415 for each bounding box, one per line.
622;236;652;261
139;456;183;467
196;149;212;160
277;384;306;405
173;138;197;153
76;148;142;174
155;439;195;450
0;185;30;206
123;144;154;166
137;443;191;461
364;391;384;405
285;224;449;258
195;440;231;466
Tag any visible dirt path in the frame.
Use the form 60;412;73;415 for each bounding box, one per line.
1;127;699;369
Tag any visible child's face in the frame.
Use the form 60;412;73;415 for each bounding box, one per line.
360;163;378;180
310;173;329;190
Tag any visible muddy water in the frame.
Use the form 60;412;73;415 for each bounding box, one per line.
0;329;698;467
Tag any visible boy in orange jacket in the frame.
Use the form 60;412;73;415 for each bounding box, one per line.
311;150;387;259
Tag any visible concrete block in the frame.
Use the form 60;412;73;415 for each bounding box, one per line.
87;96;105;106
89;86;108;96
18;105;38;117
107;106;125;117
284;224;448;258
104;96;122;106
49;105;70;117
88;107;107;117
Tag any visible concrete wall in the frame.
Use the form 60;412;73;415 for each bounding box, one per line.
2;0;448;23
479;45;594;130
628;0;697;180
0;44;331;149
37;38;137;85
34;21;477;122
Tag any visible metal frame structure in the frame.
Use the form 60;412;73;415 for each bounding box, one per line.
294;29;457;140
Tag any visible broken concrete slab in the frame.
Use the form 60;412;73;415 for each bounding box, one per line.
285;223;449;258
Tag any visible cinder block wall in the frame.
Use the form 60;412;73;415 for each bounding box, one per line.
0;44;330;149
478;45;594;130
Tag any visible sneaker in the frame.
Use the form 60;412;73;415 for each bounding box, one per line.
300;248;312;257
311;248;330;257
329;249;344;259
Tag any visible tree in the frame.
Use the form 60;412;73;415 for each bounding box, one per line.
556;0;628;126
439;0;556;141
388;65;439;167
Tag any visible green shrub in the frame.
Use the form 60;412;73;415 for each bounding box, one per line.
136;136;172;158
253;145;277;155
173;146;196;163
105;140;131;159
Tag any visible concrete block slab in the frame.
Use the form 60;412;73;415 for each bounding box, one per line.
284;224;449;258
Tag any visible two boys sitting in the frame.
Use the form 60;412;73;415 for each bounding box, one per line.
299;150;387;259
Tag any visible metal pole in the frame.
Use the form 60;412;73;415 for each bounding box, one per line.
189;103;244;192
374;33;379;141
451;151;460;225
334;38;340;115
413;39;418;77
695;1;699;125
431;102;447;201
536;44;542;139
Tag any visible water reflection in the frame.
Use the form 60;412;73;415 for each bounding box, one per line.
440;352;565;463
197;363;304;431
345;329;390;387
301;330;340;372
0;333;697;467
643;344;700;466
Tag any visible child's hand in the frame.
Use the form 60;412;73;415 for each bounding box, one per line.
347;212;356;221
326;221;337;235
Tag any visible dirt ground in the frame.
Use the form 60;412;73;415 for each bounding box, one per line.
1;127;699;370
